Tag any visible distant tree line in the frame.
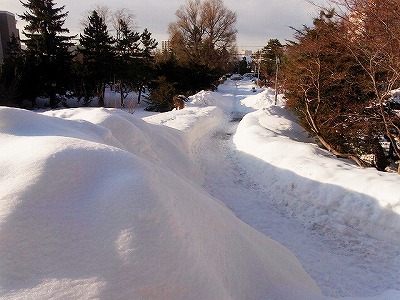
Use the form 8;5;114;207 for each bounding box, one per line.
281;0;400;173
152;0;238;111
0;0;237;111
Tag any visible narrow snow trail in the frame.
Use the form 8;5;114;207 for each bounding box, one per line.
192;81;400;297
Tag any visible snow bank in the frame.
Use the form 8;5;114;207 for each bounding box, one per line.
44;108;202;184
143;105;225;144
189;90;234;112
238;88;285;111
233;103;400;245
0;107;322;299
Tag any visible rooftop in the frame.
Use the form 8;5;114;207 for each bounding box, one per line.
0;11;15;17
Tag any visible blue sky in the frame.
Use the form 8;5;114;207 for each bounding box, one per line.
2;0;326;51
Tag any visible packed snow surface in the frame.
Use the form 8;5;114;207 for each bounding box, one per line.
0;78;399;299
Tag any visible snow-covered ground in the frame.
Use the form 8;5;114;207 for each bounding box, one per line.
0;78;399;299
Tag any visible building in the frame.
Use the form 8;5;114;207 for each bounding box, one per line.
161;40;171;52
0;11;20;64
242;50;253;57
236;49;253;63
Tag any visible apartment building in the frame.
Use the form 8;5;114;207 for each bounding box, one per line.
0;11;19;64
161;40;171;53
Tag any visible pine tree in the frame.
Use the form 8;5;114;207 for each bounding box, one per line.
5;34;23;62
140;28;158;58
148;76;177;112
20;0;74;108
260;39;284;80
0;34;24;105
237;57;250;75
114;19;140;107
115;19;140;59
283;10;373;167
337;0;400;172
79;10;115;107
131;28;158;104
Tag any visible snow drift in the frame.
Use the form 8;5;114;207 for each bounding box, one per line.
233;101;400;245
0;107;322;299
1;77;400;299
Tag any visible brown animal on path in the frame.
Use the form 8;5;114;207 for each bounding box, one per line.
173;95;186;110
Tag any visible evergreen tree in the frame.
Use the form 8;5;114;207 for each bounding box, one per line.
79;10;115;107
4;34;23;61
283;10;373;167
147;76;177;112
134;28;158;104
115;19;140;59
284;3;400;172
337;0;400;172
0;34;24;105
114;19;140;107
237;57;250;75
19;0;74;108
140;28;158;58
260;39;284;80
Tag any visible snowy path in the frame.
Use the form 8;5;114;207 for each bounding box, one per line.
192;81;400;297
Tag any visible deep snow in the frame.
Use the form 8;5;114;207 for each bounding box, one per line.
0;78;399;299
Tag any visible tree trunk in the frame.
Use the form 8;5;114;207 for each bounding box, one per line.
305;100;365;167
373;138;388;171
316;132;366;167
49;85;57;108
120;87;124;108
30;96;36;109
137;84;143;104
98;83;105;107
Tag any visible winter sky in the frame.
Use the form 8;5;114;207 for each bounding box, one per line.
2;0;327;51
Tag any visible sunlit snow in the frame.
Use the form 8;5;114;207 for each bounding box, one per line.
0;78;399;299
